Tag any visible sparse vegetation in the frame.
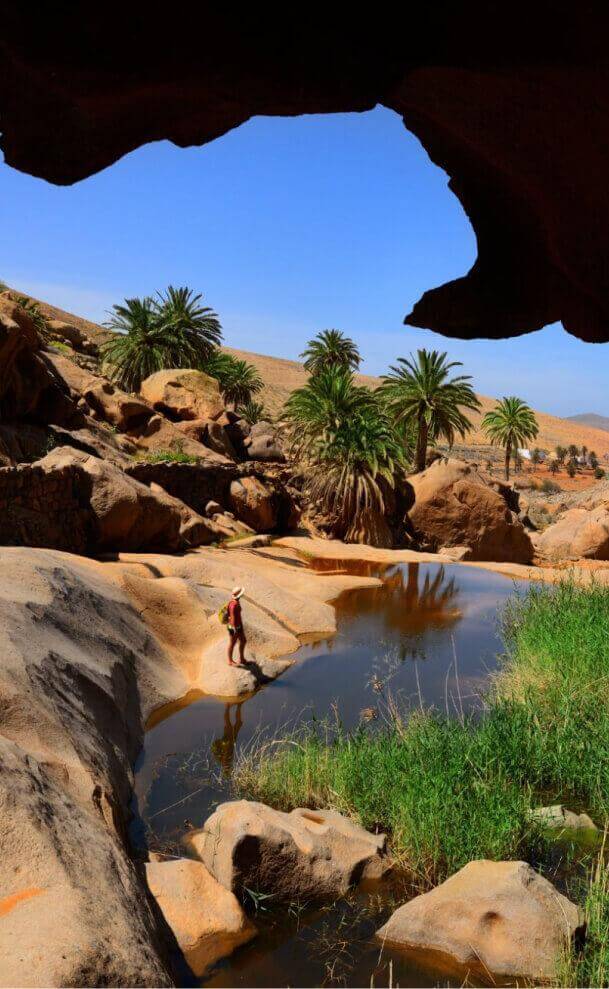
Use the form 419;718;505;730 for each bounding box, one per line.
540;478;561;494
595;466;606;480
137;444;199;465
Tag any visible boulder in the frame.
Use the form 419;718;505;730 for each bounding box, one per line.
130;413;229;463
535;507;609;561
36;447;213;552
47;319;88;351
140;369;224;422
530;805;597;831
229;476;277;532
243;420;285;461
145;857;256;977
376;860;584;984
407;459;533;563
45;351;153;431
187;800;391;901
175;418;236;458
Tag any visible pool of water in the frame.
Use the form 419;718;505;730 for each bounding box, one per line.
133;558;521;987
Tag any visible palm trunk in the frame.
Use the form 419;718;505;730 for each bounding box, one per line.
416;417;429;473
505;440;511;481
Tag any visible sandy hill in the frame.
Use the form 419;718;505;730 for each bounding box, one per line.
225;346;609;457
567;413;609;433
10;284;609;458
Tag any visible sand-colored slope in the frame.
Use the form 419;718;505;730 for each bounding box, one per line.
226;346;609;457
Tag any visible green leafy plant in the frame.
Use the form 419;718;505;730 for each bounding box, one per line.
237;400;268;425
101;286;222;392
540;478;561;494
595;466;606;480
284;367;407;544
567;458;578;478
206;352;263;408
16;296;49;338
300;329;361;376
137;443;199;465
380;349;481;472
481;396;539;481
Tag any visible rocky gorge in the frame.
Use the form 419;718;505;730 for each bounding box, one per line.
2;292;609;986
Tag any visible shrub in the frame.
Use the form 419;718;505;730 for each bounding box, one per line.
595;467;606;480
540;478;561;494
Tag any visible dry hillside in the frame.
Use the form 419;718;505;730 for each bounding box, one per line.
11;284;609;458
226;346;609;458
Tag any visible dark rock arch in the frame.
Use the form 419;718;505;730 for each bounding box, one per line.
2;4;609;341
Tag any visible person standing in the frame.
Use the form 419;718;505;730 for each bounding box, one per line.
227;586;247;667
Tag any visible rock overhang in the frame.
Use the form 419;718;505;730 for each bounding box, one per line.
2;6;609;342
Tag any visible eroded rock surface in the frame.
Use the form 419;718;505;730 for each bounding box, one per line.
376;859;584;984
140;369;224;422
188;800;391;901
535;506;609;561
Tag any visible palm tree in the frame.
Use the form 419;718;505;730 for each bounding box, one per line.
555;445;567;465
206;352;263;408
549;458;560;475
481;396;539;481
568;444;579;461
284;367;407;545
101;286;222;391
155;285;222;362
380;349;481;472
300;329;361;375
237;400;268;425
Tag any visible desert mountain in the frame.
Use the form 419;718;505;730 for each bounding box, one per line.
567;413;609;433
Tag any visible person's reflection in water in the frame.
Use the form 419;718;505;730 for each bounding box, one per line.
210;703;243;778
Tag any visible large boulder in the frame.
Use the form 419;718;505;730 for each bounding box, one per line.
243;420;285;462
36;447;213;552
145;857;256;977
187;800;391;901
46;351;153;431
129;413;228;462
229;476;277;532
140;369;224;422
176;418;237;459
535;507;609;561
407;459;533;563
47;319;96;354
376;860;584;984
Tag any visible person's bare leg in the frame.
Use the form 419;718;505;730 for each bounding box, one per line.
228;633;238;666
238;632;246;664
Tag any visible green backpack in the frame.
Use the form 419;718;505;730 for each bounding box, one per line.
218;602;230;625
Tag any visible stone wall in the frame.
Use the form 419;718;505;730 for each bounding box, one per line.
0;462;91;553
125;461;238;516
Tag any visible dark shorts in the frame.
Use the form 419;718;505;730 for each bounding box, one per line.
228;626;244;637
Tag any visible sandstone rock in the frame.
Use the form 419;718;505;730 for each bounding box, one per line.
407;459;533;563
376;860;584;984
243;420;285;461
535;507;609;561
37;447;213;552
130;413;228;463
47;319;87;351
530;805;597;831
229;476;277;532
188;800;391;901
0;296;76;424
140;369;224;421
145;857;256;977
45;351;152;430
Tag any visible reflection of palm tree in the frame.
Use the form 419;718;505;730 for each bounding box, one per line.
210;704;243;778
336;562;461;638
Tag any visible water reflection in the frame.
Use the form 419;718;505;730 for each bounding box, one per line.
210;703;243;779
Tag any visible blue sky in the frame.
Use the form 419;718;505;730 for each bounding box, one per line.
1;106;605;416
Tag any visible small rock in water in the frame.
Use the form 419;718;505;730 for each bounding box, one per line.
360;707;378;722
145;857;256;977
530;804;597;831
186;799;392;902
375;859;584;984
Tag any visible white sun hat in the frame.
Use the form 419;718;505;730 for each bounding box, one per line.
232;586;244;599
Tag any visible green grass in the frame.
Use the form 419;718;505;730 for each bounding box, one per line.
136;447;199;465
234;580;609;979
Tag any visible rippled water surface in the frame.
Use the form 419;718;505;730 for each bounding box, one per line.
133;558;521;987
